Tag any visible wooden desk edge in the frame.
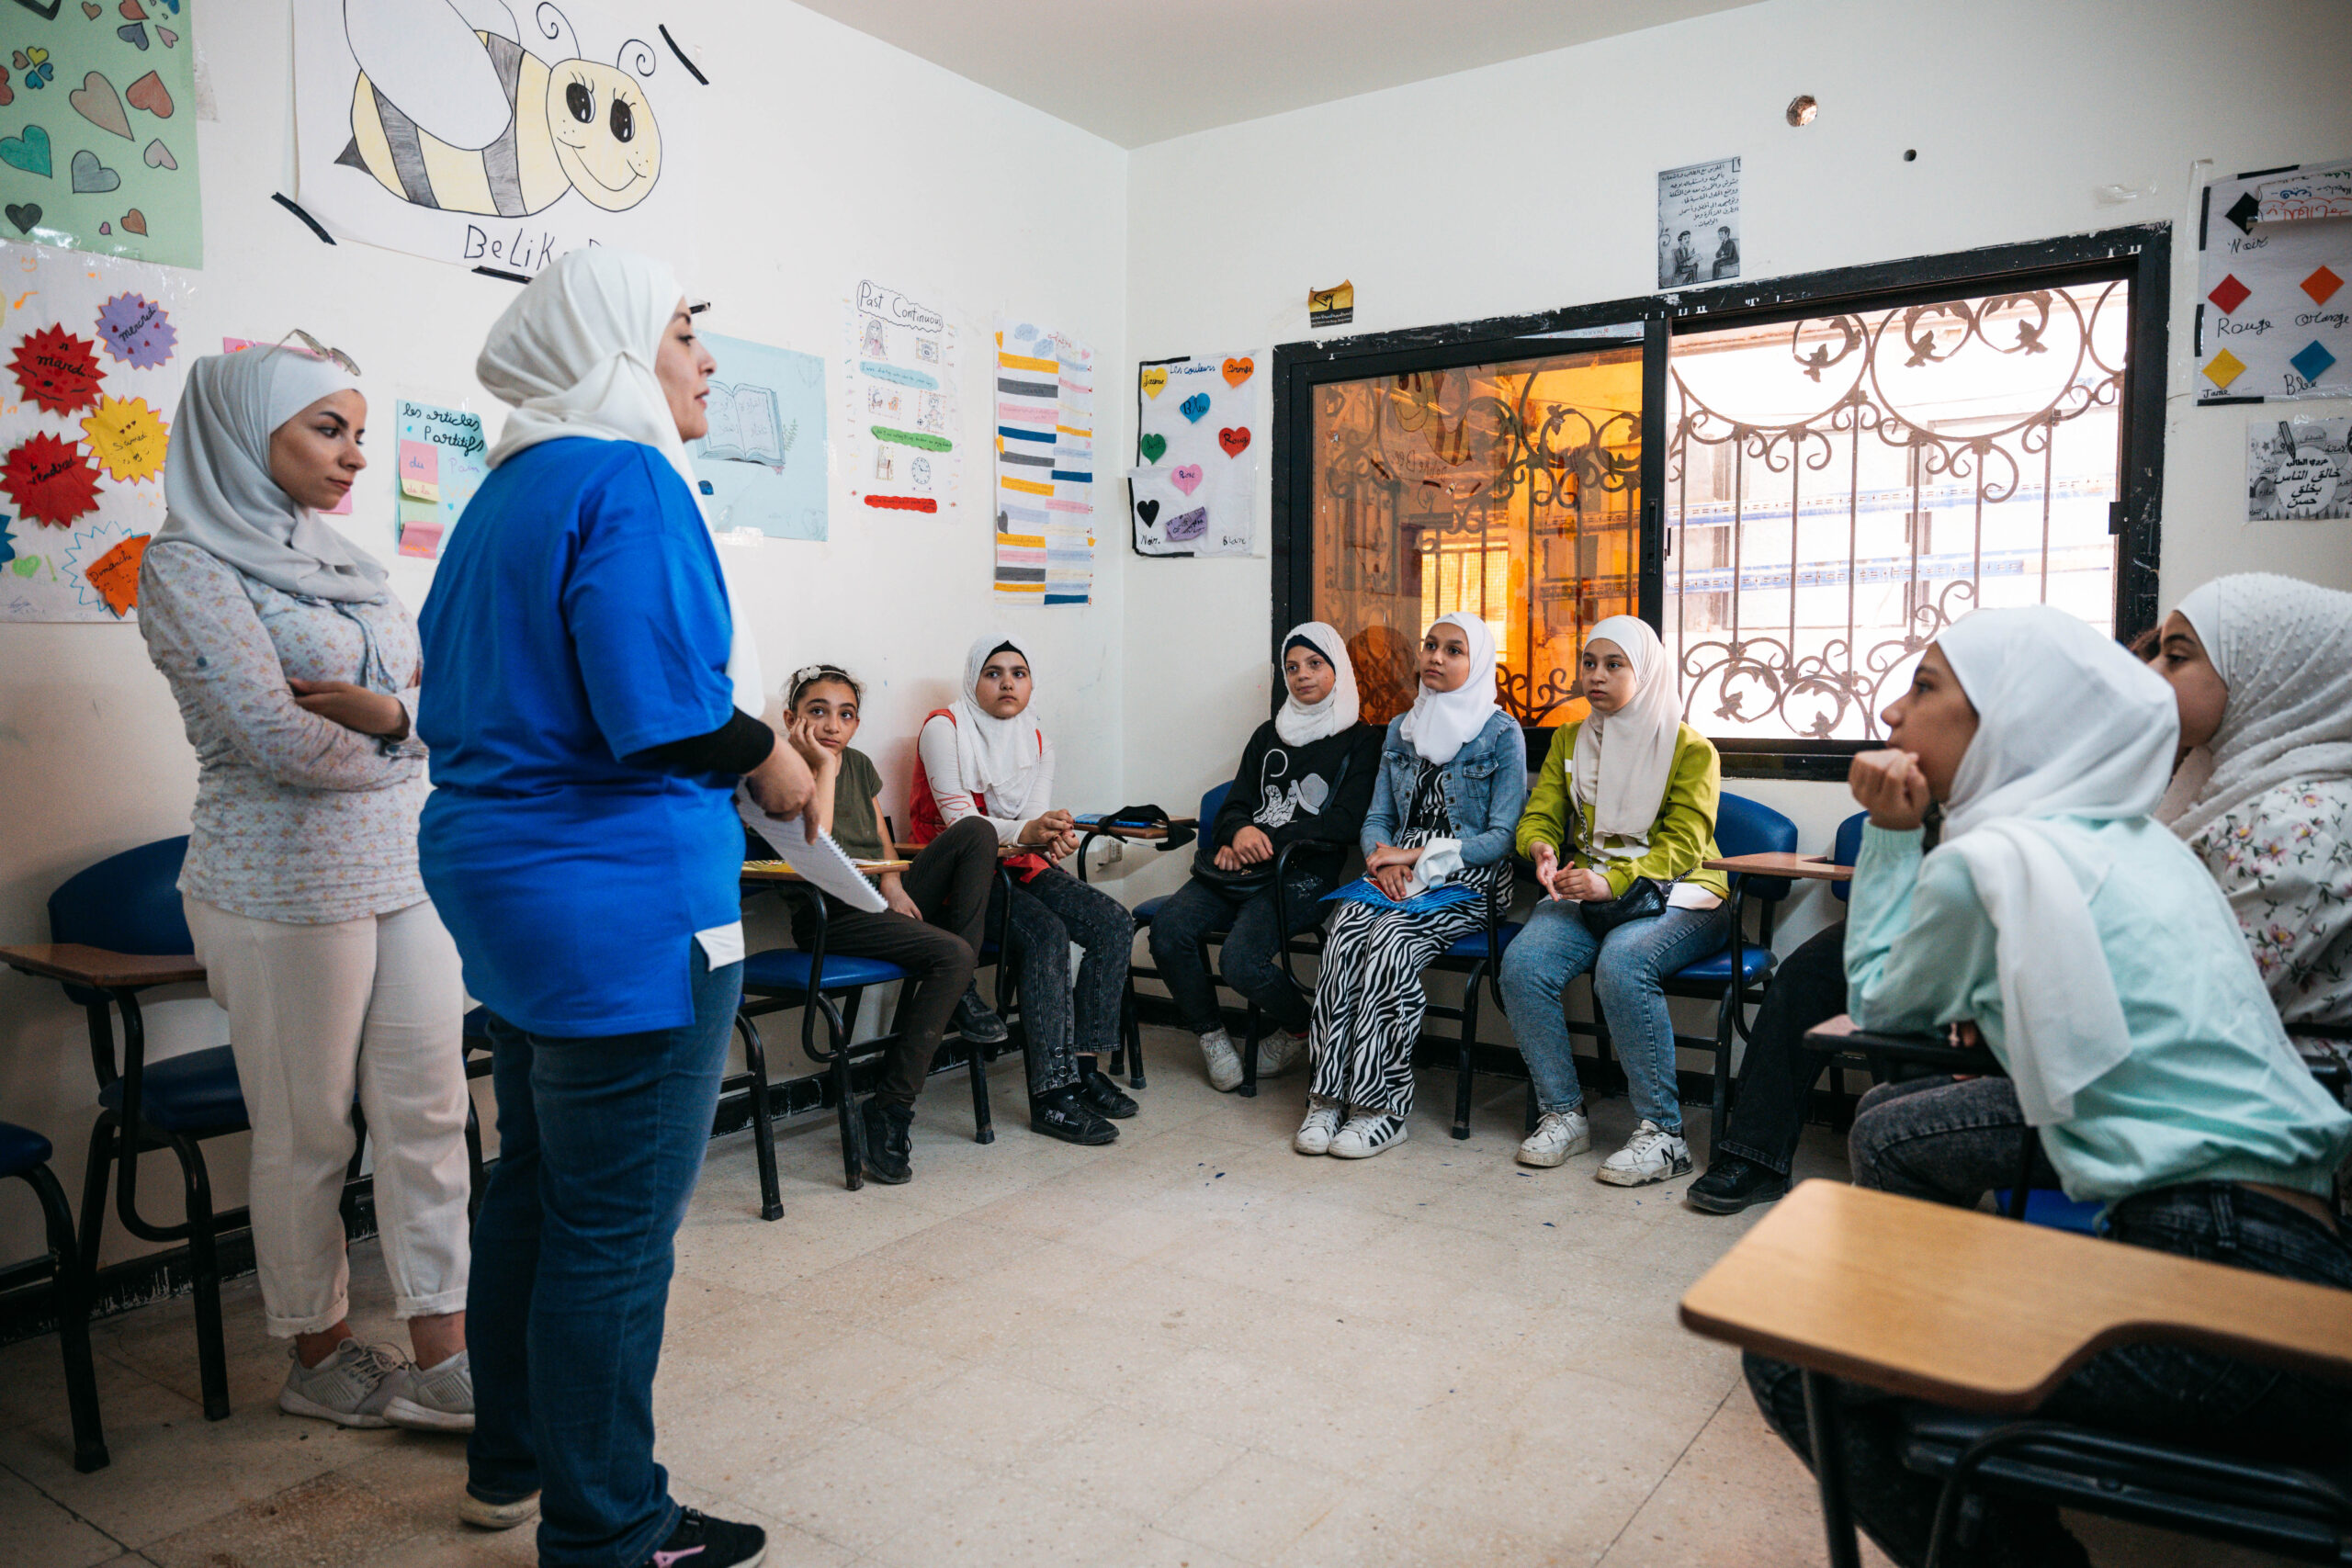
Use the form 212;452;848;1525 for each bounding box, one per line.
0;942;206;988
1702;852;1852;881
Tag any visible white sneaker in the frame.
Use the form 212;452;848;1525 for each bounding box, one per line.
1597;1119;1692;1187
457;1489;540;1530
1199;1028;1242;1092
385;1348;475;1432
1516;1109;1591;1168
1329;1111;1408;1159
278;1338;405;1428
1256;1030;1307;1078
1295;1100;1342;1155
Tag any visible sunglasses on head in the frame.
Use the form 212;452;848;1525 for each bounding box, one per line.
268;328;362;378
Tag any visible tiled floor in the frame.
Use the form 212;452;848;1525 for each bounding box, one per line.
0;1031;2297;1566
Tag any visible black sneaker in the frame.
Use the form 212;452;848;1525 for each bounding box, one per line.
1030;1086;1119;1145
952;986;1009;1045
1686;1154;1789;1214
642;1506;765;1568
1075;1066;1138;1119
860;1096;914;1185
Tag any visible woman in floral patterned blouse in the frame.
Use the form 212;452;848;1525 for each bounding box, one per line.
2147;573;2352;1026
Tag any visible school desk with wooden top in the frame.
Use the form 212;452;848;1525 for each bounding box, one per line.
1680;1179;2352;1567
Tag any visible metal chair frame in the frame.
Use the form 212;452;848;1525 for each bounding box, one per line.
4;1137;108;1470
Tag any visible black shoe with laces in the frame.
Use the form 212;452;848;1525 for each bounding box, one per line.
1030;1085;1119;1145
952;985;1010;1045
1685;1154;1789;1214
860;1095;914;1185
642;1506;765;1568
1075;1066;1138;1119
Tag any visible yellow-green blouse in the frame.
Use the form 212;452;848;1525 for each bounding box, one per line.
1513;721;1730;901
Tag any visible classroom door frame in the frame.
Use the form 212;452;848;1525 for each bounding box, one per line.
1269;222;2171;778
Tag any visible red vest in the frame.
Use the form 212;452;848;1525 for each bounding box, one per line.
908;708;1050;877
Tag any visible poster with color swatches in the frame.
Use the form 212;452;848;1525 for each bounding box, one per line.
2198;161;2352;402
993;320;1093;604
0;243;189;621
0;0;201;268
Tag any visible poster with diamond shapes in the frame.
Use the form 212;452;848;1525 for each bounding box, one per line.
0;243;193;622
2197;160;2352;402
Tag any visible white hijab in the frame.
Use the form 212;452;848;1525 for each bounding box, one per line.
156;347;388;604
951;634;1044;817
1933;606;2180;1126
2154;573;2352;840
1397;611;1500;764
477;248;764;716
1569;615;1682;852
1273;621;1361;747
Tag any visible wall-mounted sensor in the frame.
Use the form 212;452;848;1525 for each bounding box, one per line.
1786;95;1818;127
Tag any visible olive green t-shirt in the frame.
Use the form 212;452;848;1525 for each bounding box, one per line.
828;746;887;860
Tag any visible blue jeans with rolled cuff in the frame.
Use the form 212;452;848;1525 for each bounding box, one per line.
465;950;740;1568
1497;898;1735;1136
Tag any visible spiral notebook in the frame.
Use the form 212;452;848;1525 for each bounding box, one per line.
736;789;888;913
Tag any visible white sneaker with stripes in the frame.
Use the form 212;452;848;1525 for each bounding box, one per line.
1597;1119;1692;1186
1329;1111;1408;1159
1294;1100;1342;1155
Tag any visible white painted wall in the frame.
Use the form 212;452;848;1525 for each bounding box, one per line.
1116;0;2352;924
0;1;1127;1265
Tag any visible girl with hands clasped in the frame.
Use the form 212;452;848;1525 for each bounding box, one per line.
909;635;1136;1145
768;666;1004;1184
1498;615;1731;1185
1747;605;2352;1568
1148;623;1382;1091
1294;613;1527;1159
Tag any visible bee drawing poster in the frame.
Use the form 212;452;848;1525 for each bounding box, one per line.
0;0;203;269
291;0;699;276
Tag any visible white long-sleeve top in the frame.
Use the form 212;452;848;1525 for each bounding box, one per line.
917;712;1056;844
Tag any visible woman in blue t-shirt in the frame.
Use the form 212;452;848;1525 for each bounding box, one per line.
416;249;805;1568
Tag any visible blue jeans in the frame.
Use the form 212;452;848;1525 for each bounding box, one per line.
1498;898;1733;1135
467;952;741;1567
1146;870;1332;1036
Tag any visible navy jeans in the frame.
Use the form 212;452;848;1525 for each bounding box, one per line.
467;952;741;1567
1747;1183;2352;1568
1146;870;1331;1036
1498;898;1734;1135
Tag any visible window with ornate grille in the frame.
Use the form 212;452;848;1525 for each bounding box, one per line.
1272;230;2165;775
1663;281;2131;745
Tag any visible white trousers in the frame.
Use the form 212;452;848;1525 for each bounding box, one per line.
187;897;471;1336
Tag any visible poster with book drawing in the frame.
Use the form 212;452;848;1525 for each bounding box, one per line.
687;332;827;541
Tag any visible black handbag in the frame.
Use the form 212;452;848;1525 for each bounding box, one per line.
1578;875;1668;935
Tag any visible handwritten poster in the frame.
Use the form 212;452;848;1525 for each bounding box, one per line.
1657;157;1740;290
2247;416;2351;522
0;243;191;622
688;330;826;541
992;319;1093;604
843;278;959;515
2198;160;2352;402
0;0;203;269
391;397;488;559
1130;352;1257;558
289;0;701;276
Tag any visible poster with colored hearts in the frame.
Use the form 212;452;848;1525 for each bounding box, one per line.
1131;352;1258;557
2196;160;2352;402
842;277;960;516
290;0;701;276
992;317;1093;604
0;242;191;621
0;0;201;269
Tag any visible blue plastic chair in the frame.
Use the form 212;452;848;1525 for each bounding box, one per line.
0;1122;107;1470
1659;792;1802;1145
737;874;997;1208
1831;808;1866;903
45;837;249;1421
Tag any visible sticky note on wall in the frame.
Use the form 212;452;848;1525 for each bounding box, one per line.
399;440;441;502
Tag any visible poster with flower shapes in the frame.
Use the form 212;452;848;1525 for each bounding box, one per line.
0;242;192;621
0;0;201;269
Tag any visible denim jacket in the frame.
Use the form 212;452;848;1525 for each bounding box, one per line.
1360;711;1529;868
